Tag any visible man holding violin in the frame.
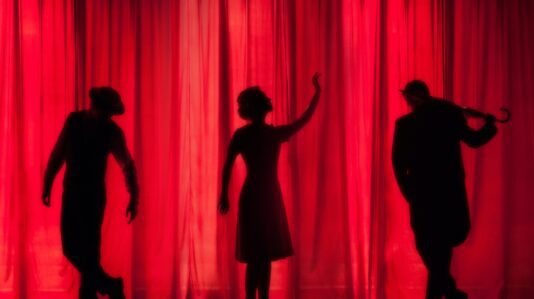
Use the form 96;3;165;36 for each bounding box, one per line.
392;80;499;299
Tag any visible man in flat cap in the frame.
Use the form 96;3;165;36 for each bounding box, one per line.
392;80;498;299
42;87;138;299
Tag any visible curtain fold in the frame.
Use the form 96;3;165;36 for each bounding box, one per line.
1;0;533;298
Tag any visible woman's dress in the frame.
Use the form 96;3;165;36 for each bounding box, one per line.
230;124;294;262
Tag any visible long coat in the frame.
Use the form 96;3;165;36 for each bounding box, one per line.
392;99;497;246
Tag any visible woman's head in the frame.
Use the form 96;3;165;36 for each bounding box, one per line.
237;86;272;121
89;86;125;117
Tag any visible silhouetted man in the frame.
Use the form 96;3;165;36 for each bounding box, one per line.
392;80;497;299
42;87;139;299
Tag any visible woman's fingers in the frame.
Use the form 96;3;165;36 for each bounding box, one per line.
126;202;138;223
218;200;229;215
128;209;137;223
312;72;321;88
42;195;51;207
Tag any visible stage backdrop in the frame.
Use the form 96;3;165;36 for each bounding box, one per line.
1;0;533;298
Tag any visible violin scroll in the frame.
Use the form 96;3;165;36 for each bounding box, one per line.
495;107;511;123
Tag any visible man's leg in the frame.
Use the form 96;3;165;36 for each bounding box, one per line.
436;244;467;299
78;272;98;299
71;227;124;299
442;246;467;299
416;238;447;299
61;233;99;299
434;245;455;297
95;266;125;299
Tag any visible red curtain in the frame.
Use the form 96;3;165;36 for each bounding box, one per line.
1;0;533;298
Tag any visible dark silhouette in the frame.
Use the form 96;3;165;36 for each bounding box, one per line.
42;87;139;299
392;80;498;299
219;73;321;299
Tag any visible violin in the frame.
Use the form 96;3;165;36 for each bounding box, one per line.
431;97;512;123
460;106;511;123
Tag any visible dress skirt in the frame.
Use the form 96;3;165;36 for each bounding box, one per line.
236;178;293;263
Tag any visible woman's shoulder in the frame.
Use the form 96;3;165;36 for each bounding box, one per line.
106;119;123;135
63;111;88;128
236;123;276;134
235;123;261;133
232;125;250;139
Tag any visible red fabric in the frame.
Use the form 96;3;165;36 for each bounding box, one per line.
1;0;534;298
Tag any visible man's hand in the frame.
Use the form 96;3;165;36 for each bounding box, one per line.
126;199;138;224
42;189;51;207
485;113;497;123
218;194;229;215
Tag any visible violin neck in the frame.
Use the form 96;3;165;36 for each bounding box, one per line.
462;107;487;119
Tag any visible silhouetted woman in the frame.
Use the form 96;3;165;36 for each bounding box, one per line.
42;87;139;299
219;73;321;299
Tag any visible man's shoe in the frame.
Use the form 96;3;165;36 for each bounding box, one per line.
108;278;126;299
445;289;468;299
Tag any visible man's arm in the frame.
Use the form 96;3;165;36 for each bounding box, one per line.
42;115;72;206
111;126;139;223
458;112;498;148
392;120;413;202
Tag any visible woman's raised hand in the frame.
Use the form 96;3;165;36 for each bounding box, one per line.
312;72;321;92
218;193;230;215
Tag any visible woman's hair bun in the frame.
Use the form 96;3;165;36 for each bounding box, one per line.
237;87;272;120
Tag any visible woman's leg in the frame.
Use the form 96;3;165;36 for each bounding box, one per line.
258;261;271;299
246;263;259;299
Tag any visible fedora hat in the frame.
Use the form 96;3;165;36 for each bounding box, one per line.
89;87;125;115
400;80;430;97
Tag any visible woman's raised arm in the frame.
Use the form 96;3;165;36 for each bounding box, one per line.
277;73;321;140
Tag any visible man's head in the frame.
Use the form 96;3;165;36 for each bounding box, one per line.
89;87;124;117
400;80;430;109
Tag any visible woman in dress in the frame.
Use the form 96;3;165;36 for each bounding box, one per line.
42;87;139;299
219;73;321;299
